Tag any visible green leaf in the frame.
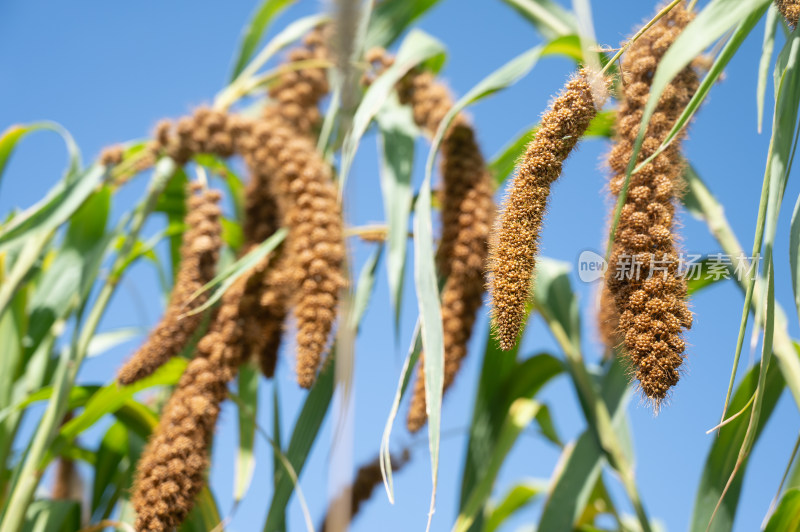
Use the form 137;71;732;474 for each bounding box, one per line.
533;403;561;447
229;0;296;81
365;0;440;49
0;121;80;184
483;480;547;532
154;166;188;275
533;258;580;342
217;14;327;108
790;194;800;324
376;96;417;334
459;346;562;532
539;357;629;531
719;27;800;524
91;422;129;519
22;500;80;532
379;322;422;503
22;186;112;365
500;0;577;40
271;382;284;527
55;358;188;444
690;361;784;532
0;164;106;254
350;242;383;330
0;232;52;322
454;399;541;532
195;154;246;224
264;354;335;532
765;489;800;531
757;6;780;133
339;28;447;193
86;327;142;358
186;227;288;316
235;364;259;504
181;487;223;532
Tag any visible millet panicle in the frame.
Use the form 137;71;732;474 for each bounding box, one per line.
488;69;600;351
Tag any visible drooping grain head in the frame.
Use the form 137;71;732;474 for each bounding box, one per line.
602;2;698;407
116;183;222;386
320;451;410;532
489;70;598;351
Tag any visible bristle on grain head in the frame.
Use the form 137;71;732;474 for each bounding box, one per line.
775;0;799;27
396;68;495;432
603;2;698;407
488;70;599;351
116;184;222;386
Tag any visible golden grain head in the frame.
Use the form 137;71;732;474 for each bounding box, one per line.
489;70;598;351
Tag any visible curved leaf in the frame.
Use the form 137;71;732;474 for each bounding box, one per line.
229;0;296;81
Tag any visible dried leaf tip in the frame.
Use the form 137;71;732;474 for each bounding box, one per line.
488;69;599;351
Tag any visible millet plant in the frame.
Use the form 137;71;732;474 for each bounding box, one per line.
1;0;800;531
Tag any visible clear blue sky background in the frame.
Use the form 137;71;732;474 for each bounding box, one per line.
1;1;799;531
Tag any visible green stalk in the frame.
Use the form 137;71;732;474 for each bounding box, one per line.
537;305;653;532
0;160;173;532
684;167;800;412
718;144;772;428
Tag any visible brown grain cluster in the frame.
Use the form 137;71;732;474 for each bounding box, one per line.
392;68;495;433
267;26;331;136
243;27;343;386
144;29;342;388
320;451;410;532
603;4;698;404
131;31;342;528
100;144;124;166
776;0;800;26
488;70;598;351
132;271;265;531
117;183;222;386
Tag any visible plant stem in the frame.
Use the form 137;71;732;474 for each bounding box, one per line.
599;0;683;77
684;167;800;412
0;160;173;532
539;308;653;532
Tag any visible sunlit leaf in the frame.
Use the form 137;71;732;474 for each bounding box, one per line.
230;0;297;81
376;96;417;334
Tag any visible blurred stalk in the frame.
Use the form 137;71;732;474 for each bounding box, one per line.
536;305;653;532
0;160;174;532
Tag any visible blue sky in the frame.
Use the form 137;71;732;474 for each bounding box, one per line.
1;1;799;531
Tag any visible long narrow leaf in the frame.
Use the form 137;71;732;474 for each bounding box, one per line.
229;0;296;81
376;96;417;333
757;6;779;133
453;399;541;532
339;28;446;194
235;364;259;505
